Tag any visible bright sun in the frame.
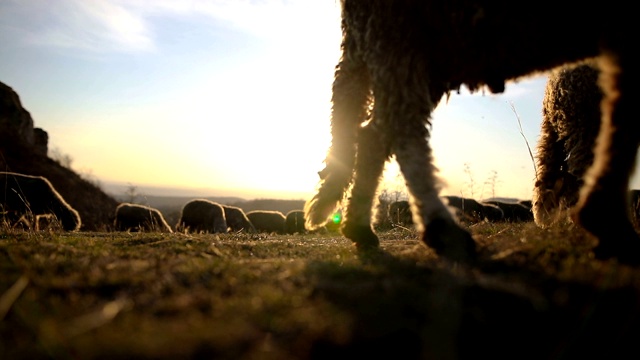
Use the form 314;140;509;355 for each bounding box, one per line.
51;1;344;199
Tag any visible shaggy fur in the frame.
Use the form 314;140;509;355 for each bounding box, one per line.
532;60;604;228
222;205;256;233
285;210;307;234
114;203;173;233
246;210;286;234
176;199;228;234
304;0;638;264
0;171;81;231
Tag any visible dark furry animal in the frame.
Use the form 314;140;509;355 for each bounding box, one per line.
114;203;173;233
630;190;640;228
305;0;637;264
246;210;286;234
518;200;533;210
443;196;504;223
532;61;604;228
388;197;503;227
285;210;307;234
176;199;228;234
222;205;256;233
0;171;81;231
482;200;533;222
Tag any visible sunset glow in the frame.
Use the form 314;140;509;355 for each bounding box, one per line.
3;1;638;201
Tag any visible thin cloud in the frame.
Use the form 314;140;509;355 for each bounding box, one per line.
1;0;153;53
1;0;340;54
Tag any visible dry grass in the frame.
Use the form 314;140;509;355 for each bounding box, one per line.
1;222;640;359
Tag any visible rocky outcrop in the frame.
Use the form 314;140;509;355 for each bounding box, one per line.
0;82;47;154
0;81;118;231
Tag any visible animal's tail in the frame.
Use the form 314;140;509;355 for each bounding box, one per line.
305;37;371;230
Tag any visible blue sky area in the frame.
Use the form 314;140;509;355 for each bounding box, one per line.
2;0;634;201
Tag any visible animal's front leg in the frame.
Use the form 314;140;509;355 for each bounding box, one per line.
532;116;569;228
341;124;388;251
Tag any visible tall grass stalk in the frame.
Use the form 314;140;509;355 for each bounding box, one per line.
509;101;538;179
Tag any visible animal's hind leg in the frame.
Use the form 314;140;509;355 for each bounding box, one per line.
368;62;476;263
394;132;477;264
341;124;389;251
574;53;640;265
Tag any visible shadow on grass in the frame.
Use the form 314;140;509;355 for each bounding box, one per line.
303;244;640;359
2;229;640;359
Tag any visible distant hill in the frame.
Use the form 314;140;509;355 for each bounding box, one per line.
110;195;246;211
482;197;528;203
101;181;249;200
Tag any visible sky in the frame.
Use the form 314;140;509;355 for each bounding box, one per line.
2;0;637;201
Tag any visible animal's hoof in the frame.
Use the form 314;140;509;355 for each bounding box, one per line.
423;218;477;264
341;223;380;251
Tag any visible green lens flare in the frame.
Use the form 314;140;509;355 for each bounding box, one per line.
332;213;341;224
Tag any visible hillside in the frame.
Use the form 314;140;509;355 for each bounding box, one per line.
0;81;119;230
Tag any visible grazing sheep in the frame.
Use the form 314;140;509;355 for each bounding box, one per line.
304;0;638;264
518;200;533;210
285;210;307;234
0;171;81;231
222;205;256;233
176;199;228;234
246;210;286;234
388;200;413;227
114;203;173;233
532;61;603;228
443;196;504;223
482;200;534;222
388;197;503;227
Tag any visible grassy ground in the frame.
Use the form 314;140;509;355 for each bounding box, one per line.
1;222;640;359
